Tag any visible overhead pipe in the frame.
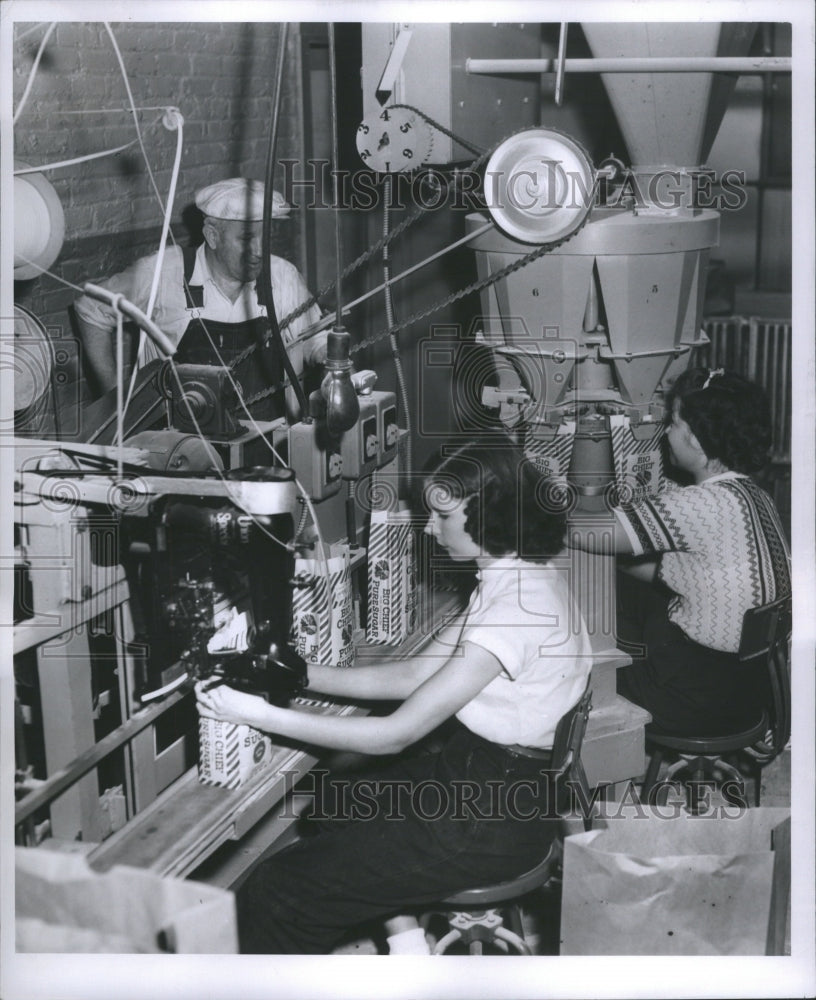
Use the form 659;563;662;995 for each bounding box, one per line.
467;56;791;74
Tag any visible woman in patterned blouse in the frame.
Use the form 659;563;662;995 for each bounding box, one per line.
578;367;791;735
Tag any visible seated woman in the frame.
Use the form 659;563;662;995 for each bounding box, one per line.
577;367;790;736
196;435;591;954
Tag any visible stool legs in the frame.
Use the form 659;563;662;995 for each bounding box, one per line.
432;908;533;955
641;749;750;813
640;747;665;804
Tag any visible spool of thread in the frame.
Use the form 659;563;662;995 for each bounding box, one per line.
14;163;65;280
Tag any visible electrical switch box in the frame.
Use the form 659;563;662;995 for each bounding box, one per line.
341;395;380;480
274;421;343;501
377;393;399;466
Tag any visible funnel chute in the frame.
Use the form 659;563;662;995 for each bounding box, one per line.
581;22;758;168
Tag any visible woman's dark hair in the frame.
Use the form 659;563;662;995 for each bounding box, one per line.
420;435;565;560
665;367;772;474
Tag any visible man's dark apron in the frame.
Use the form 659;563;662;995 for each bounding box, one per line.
70;248;287;443
174;246;285;421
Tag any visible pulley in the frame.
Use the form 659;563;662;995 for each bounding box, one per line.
14;162;65;280
483;128;594;244
356;105;434;173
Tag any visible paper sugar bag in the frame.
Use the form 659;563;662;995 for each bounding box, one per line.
292;547;354;667
560;807;790;955
366;509;414;645
16;847;237;953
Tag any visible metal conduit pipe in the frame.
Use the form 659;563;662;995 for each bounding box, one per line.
466;56;791;74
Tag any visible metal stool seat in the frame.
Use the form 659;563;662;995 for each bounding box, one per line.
430;841;562;955
640;595;791;813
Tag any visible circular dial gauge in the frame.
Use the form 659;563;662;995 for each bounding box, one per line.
356;107;433;173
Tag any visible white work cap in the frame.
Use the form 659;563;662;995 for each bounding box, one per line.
195;178;290;221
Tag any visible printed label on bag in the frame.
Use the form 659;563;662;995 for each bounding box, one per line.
366;510;412;645
198;717;273;788
291;549;355;667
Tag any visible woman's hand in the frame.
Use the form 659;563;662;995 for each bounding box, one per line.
195;681;272;731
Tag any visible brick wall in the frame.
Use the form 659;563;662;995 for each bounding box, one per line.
12;20;307;427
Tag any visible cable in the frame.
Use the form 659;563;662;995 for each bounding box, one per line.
103;22;167;216
58;105;189;115
115;308;124;476
139;673;189;703
14;22;54;43
145;110;185;321
128;108;185;415
329;24;344;324
13;259;84;294
12;117;167;175
258;22;311;422
13;22;56;125
383;174;413;475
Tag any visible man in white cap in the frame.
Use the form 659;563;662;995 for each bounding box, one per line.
74;177;326;421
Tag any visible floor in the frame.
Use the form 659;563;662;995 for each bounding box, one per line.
333;747;792;956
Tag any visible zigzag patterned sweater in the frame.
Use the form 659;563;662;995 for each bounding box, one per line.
615;471;791;652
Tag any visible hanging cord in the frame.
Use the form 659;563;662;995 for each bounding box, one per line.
13;22;57;125
258;22;311;423
329;26;344;328
383;174;413;476
12;115;168;175
126;108;186;415
144;109;185;322
103;22;167;220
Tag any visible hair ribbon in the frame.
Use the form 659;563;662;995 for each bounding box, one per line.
702;368;725;389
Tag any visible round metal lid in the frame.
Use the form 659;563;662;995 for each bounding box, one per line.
483;129;594;245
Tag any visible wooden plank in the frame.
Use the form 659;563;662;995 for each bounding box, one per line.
14;578;130;655
37;629;101;842
15;685;191;826
86;700;359;876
